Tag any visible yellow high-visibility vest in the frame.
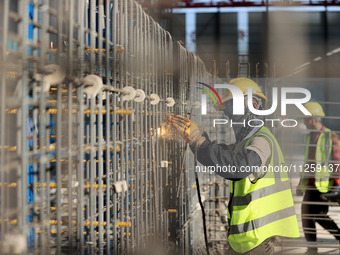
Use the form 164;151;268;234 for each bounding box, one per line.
301;128;333;193
228;127;300;253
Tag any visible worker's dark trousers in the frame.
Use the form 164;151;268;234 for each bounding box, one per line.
302;188;340;241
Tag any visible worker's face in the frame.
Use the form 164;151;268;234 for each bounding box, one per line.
304;117;316;130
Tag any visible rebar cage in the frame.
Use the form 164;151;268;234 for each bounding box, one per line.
0;0;225;254
4;1;340;255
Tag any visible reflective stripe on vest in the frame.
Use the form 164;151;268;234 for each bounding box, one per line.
232;180;290;206
302;129;332;193
229;206;296;235
228;127;300;253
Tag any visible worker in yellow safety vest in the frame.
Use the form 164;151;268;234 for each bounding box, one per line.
297;102;340;255
168;78;300;254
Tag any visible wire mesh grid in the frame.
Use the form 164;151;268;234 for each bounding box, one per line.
0;0;226;254
3;1;339;254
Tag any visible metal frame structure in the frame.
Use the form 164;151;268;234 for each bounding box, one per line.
143;0;340;9
2;1;339;254
0;0;224;254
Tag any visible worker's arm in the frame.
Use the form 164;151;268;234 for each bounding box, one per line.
191;134;270;181
167;114;270;180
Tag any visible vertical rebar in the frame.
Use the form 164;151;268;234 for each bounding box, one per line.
98;1;104;254
77;0;85;254
111;0;118;253
56;83;62;255
19;0;29;249
39;1;49;252
0;0;9;240
104;1;111;254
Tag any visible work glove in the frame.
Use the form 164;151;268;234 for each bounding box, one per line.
320;191;340;204
167;114;206;150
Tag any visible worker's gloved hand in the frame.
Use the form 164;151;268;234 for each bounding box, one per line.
167;114;206;149
320;190;340;203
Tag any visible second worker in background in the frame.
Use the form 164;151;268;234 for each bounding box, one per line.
297;102;340;255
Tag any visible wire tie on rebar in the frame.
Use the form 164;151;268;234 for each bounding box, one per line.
117;221;131;228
